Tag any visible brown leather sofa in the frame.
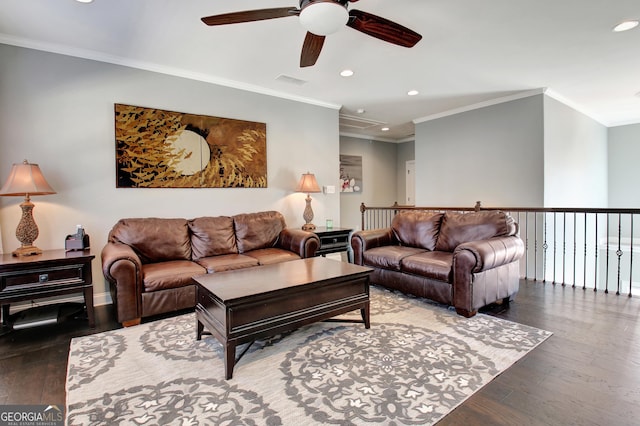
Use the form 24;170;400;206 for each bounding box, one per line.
101;211;319;326
351;210;524;317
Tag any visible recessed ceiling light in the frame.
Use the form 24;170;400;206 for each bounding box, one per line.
76;0;94;3
356;108;365;114
613;20;639;32
381;127;390;132
340;69;354;77
407;90;419;96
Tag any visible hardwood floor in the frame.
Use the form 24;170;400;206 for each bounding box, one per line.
1;280;639;425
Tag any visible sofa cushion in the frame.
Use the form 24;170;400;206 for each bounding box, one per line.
363;246;427;271
245;248;301;265
234;211;286;253
196;254;259;273
391;211;443;250
435;211;514;252
142;260;205;292
401;251;454;283
189;216;237;260
109;218;191;263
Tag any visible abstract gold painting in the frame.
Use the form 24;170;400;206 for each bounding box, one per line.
114;104;267;188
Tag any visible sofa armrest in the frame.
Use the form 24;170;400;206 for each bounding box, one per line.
452;235;524;316
453;235;524;274
350;228;395;265
277;228;320;258
101;242;144;325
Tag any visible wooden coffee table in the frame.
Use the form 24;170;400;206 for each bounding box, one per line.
194;257;372;379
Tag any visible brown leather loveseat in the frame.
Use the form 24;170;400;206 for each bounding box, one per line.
101;211;319;326
351;210;523;317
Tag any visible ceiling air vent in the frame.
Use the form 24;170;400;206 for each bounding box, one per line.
339;114;386;130
275;74;308;86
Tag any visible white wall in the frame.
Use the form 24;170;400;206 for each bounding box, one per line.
0;44;340;302
608;123;640;208
339;136;398;231
414;95;545;207
543;96;608;207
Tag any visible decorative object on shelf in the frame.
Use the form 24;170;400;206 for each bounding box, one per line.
0;160;56;257
339;155;362;192
114;104;267;189
295;172;321;231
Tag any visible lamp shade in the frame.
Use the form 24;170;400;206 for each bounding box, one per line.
295;172;321;193
0;160;56;197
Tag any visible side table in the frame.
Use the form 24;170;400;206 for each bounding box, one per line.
313;227;354;262
0;249;95;329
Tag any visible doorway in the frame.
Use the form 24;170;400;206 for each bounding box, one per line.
405;160;415;205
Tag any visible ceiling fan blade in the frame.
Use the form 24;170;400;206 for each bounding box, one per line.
347;10;422;48
300;32;326;67
201;7;299;26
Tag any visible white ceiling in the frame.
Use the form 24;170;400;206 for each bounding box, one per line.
1;0;639;141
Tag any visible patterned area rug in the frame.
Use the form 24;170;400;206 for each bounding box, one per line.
66;287;552;425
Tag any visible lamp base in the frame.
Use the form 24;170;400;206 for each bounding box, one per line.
12;245;43;257
302;223;317;231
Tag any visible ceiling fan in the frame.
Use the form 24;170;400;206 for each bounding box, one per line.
201;0;422;67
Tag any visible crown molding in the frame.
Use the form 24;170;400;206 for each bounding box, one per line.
542;88;608;126
413;89;545;124
339;131;414;143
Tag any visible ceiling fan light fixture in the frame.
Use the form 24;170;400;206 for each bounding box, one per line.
300;1;349;36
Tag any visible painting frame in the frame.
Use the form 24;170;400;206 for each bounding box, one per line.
339;154;363;193
114;104;267;188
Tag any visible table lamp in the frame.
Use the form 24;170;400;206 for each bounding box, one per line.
0;160;56;256
295;172;321;231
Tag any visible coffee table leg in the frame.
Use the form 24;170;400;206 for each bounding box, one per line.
196;318;204;340
361;302;370;329
225;342;236;380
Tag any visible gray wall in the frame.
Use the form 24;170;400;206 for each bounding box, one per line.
414;95;545;207
0;44;340;302
543;96;608;207
608;123;640;208
339;136;398;231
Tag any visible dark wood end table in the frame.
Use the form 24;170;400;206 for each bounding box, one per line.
194;257;372;379
314;226;353;262
0;249;95;329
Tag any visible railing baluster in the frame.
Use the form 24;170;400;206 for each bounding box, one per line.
593;214;597;291
543;213;548;284
533;213;538;281
571;212;578;288
616;213;622;296
562;212;566;286
583;212;587;290
605;214;610;294
630;214;634;298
